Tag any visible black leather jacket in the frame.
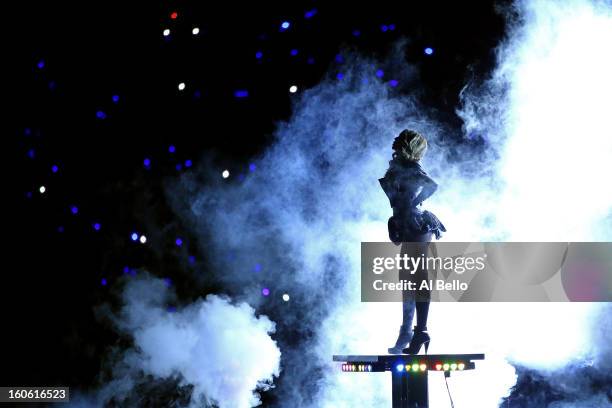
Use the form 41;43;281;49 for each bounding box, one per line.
379;157;446;242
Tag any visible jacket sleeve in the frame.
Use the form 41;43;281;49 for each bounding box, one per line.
412;172;438;206
379;169;400;208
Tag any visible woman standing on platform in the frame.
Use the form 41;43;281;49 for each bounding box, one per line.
379;129;446;355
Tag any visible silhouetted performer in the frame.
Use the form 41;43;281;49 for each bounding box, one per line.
379;129;446;355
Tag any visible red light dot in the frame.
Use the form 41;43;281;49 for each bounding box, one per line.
170;11;178;19
435;363;442;371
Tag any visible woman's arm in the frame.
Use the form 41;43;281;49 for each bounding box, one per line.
412;172;438;206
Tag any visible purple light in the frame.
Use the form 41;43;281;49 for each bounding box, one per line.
290;49;299;56
262;287;270;296
389;79;399;87
255;51;263;59
184;159;193;168
168;145;176;153
376;69;384;78
175;238;183;246
112;95;120;103
144;158;151;167
234;90;249;98
96;110;107;120
37;60;45;69
93;222;101;231
424;47;434;55
101;278;107;286
70;206;79;215
249;163;256;172
51;165;59;173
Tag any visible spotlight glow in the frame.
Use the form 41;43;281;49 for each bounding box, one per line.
139;235;147;244
192;27;200;35
178;82;186;91
289;85;298;93
39;186;46;194
395;364;404;372
282;293;290;301
222;170;230;178
163;29;171;37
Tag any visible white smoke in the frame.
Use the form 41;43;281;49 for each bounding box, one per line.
73;275;281;407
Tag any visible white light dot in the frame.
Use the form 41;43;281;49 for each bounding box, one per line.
39;186;46;194
282;293;290;301
289;85;298;93
163;29;171;37
222;170;230;179
178;82;186;91
139;235;147;244
192;27;200;35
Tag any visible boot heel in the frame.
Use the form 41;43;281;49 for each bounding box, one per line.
424;341;430;355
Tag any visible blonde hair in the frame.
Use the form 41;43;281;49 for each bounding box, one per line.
392;129;428;162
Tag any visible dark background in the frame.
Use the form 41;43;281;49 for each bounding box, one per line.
6;0;506;401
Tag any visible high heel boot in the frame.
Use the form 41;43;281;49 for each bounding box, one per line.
388;324;413;355
402;326;430;355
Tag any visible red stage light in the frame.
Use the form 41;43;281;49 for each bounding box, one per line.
170;11;178;19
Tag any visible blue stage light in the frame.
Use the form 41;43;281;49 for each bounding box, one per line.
71;206;79;215
290;49;299;56
112;95;120;103
249;163;256;172
336;73;344;80
101;278;107;286
96;110;106;120
424;47;434;55
234;90;249;98
304;9;317;19
175;238;183;246
389;79;399;87
37;60;45;69
163;277;172;287
254;263;261;272
131;232;138;241
280;21;290;30
352;29;361;37
255;51;263;59
396;364;404;372
168;145;176;153
175;163;182;171
376;69;384;78
144;158;151;167
28;149;35;159
52;165;59;173
381;24;388;32
185;159;193;168
335;54;344;63
93;223;101;231
389;24;396;31
307;57;315;65
123;266;130;274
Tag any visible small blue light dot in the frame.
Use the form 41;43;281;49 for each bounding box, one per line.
101;278;107;286
112;95;120;103
290;49;299;56
249;163;256;172
254;263;262;272
175;163;183;171
188;255;196;264
255;51;263;59
352;29;361;37
281;21;290;30
389;79;399;87
193;90;202;99
144;158;151;167
336;73;344;80
335;54;344;63
307;57;315;65
163;277;172;287
51;165;59;173
424;47;434;55
234;90;249;98
389;24;396;31
71;206;79;215
381;24;388;32
304;9;317;19
175;238;183;246
123;266;130;274
184;159;193;168
28;149;35;159
37;60;45;69
96;110;107;120
93;223;101;231
376;69;384;78
168;145;176;153
131;232;139;241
